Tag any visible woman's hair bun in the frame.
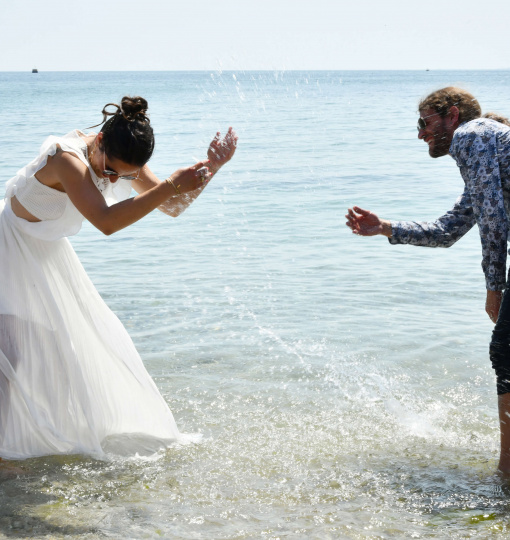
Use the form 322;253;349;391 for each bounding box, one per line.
119;96;149;123
93;96;150;127
89;95;155;166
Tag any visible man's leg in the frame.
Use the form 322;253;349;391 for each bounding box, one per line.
498;394;510;472
489;288;510;472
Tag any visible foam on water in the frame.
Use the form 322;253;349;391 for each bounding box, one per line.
1;70;510;538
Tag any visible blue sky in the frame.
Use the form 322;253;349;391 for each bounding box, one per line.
2;0;510;71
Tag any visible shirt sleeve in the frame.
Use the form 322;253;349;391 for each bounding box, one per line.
388;187;475;248
452;128;508;291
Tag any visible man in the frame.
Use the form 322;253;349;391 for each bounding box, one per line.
346;87;510;473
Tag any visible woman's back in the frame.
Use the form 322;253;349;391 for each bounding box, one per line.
4;130;131;241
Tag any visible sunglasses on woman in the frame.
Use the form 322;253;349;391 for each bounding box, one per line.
102;152;140;181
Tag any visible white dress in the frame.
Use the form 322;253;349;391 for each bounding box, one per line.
0;130;181;459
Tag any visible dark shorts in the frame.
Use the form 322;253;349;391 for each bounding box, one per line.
490;286;510;394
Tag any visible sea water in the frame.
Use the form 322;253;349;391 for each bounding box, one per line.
1;70;510;538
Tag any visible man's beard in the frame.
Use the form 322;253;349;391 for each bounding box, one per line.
428;125;451;158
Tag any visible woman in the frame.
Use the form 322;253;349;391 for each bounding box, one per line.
0;96;237;459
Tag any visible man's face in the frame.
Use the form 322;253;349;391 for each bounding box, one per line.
418;107;455;158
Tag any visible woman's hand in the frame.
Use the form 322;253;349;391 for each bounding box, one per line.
486;289;503;323
346;206;392;237
167;162;213;195
206;127;238;174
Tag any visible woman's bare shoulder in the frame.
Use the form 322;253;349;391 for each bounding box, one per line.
36;145;89;190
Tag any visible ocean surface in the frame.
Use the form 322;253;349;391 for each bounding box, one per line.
1;70;510;539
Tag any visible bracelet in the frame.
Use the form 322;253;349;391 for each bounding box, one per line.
165;177;181;196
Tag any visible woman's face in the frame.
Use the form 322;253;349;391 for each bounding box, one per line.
101;151;140;183
93;133;141;183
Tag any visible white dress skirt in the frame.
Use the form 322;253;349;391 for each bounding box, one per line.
0;131;181;459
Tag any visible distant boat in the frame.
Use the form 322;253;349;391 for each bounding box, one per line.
32;68;38;73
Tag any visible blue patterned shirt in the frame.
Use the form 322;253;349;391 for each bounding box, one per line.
389;118;510;291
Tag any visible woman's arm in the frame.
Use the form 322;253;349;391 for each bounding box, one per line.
43;128;237;234
132;128;238;217
131;165;207;218
53;152;209;235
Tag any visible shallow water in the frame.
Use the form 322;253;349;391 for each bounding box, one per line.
1;70;510;538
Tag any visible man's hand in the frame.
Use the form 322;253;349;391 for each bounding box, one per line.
345;206;392;237
486;289;503;323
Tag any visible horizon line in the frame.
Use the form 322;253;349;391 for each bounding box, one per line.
2;68;510;73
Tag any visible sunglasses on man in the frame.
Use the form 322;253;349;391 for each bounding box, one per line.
417;112;442;131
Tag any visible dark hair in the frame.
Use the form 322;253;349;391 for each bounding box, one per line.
419;87;482;124
92;96;155;167
483;112;510;127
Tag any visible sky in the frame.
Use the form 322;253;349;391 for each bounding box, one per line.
1;0;510;71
